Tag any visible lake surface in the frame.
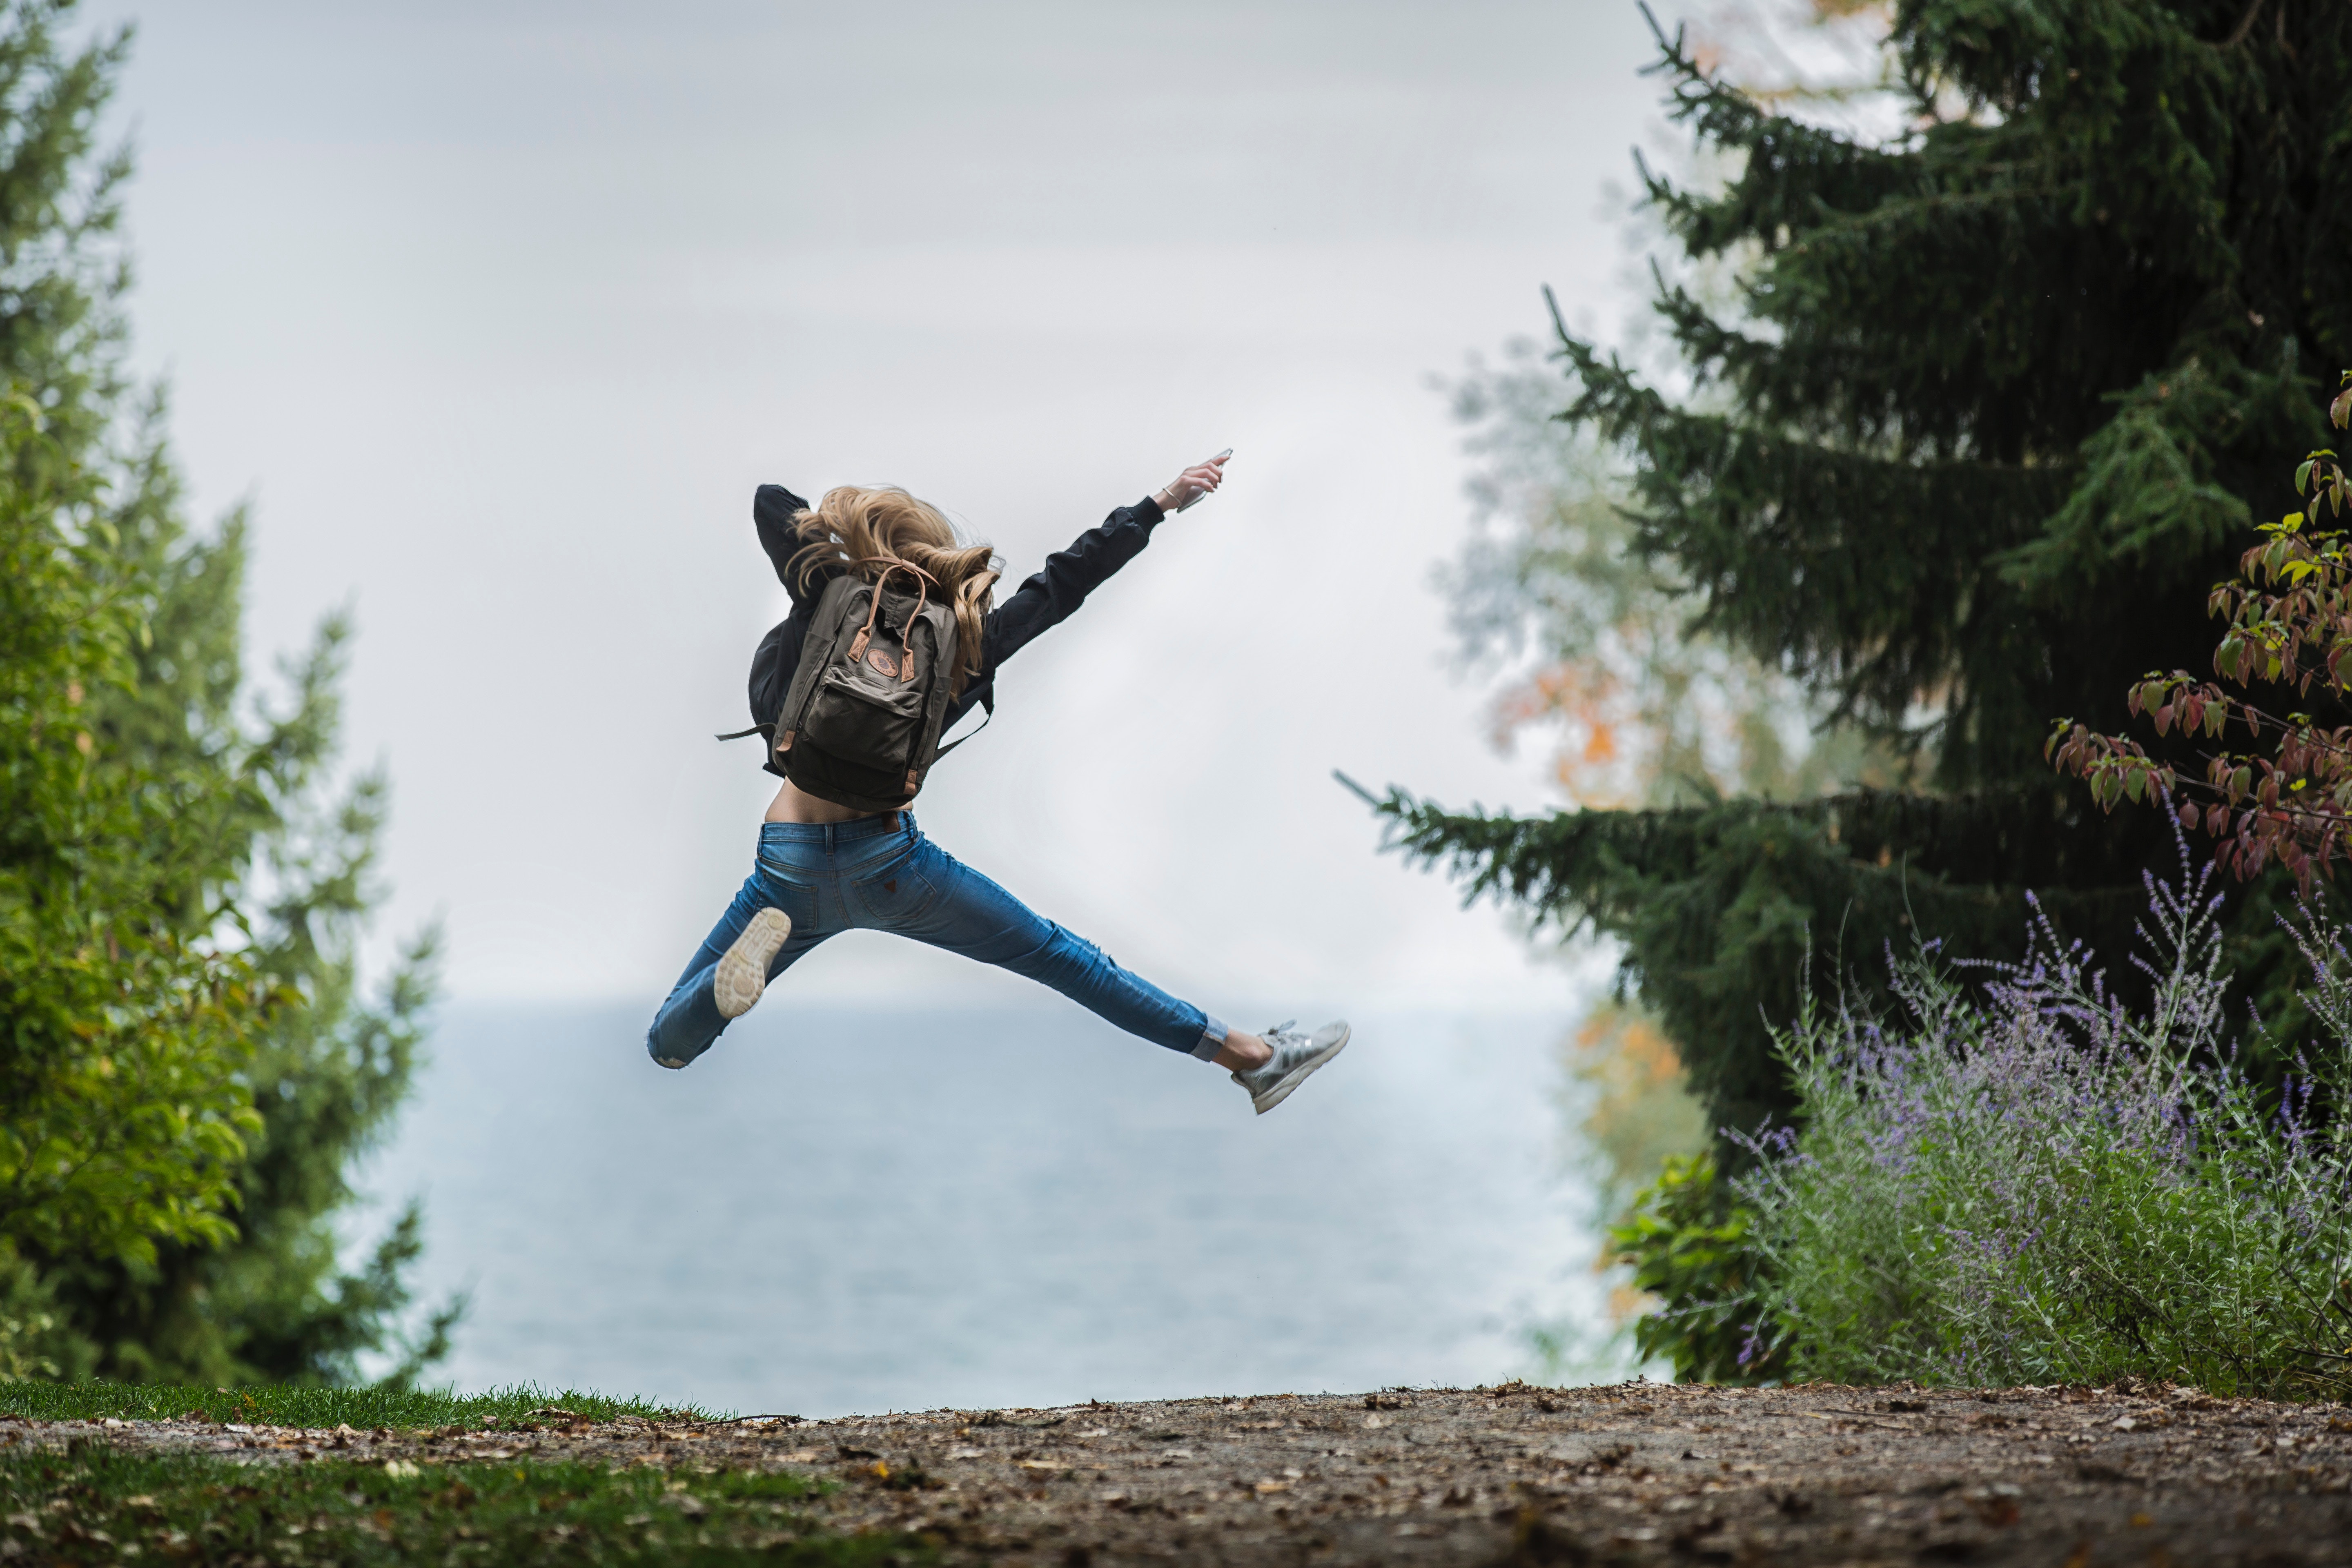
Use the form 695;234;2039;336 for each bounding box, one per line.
354;1001;1609;1417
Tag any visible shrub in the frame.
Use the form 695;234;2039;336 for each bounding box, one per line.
2052;370;2352;888
1736;843;2352;1398
1604;1152;1781;1385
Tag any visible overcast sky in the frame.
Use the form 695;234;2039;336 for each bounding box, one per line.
88;0;1681;1017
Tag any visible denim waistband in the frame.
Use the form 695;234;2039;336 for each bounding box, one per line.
758;812;911;849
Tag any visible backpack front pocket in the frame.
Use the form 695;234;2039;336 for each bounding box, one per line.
772;571;955;812
800;666;926;782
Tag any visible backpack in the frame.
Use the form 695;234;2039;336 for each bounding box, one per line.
764;559;966;813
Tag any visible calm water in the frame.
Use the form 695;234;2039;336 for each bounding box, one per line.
354;1001;1604;1417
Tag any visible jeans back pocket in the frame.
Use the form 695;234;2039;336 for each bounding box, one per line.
751;852;825;936
845;851;939;928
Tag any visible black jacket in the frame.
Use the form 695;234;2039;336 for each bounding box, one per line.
746;483;1169;778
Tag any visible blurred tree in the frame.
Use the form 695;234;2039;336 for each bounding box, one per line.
1442;341;1891;1381
0;0;450;1383
1376;0;2352;1150
1439;345;1896;810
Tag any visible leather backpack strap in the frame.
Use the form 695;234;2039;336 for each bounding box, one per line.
845;557;935;676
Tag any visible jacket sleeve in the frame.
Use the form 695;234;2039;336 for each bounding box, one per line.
754;483;826;606
977;495;1167;676
938;494;1166;732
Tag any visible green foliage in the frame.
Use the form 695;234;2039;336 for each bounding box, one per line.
0;383;264;1278
1397;0;2352;1146
1605;1152;1778;1385
0;1449;913;1568
2053;373;2352;886
0;1257;69;1381
48;570;453;1386
0;1;445;1383
1738;870;2352;1398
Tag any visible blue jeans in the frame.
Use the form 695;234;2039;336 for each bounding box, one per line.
646;813;1227;1069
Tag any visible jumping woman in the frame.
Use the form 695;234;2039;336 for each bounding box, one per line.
644;452;1350;1113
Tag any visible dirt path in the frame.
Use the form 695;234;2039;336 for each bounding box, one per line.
31;1379;2352;1564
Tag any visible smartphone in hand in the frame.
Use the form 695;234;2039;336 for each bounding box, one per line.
1177;449;1234;512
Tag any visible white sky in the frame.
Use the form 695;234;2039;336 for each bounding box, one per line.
91;0;1679;1013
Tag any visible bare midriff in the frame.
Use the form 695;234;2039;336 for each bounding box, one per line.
764;777;887;824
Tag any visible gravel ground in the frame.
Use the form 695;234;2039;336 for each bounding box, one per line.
21;1379;2352;1565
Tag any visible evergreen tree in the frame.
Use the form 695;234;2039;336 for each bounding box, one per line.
1372;0;2352;1146
0;1;448;1382
53;481;454;1384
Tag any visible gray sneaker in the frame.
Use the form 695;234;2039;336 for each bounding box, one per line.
1232;1019;1350;1115
713;907;792;1020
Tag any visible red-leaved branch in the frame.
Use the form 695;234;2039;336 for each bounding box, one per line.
2048;373;2352;886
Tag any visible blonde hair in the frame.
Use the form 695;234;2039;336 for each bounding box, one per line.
787;486;1001;696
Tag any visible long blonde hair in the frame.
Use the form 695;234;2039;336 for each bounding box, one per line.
787;486;1000;696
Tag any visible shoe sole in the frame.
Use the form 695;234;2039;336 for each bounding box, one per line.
714;907;793;1020
1253;1023;1350;1115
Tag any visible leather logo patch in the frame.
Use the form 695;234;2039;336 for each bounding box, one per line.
865;648;899;677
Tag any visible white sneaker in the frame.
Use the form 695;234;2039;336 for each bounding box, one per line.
1232;1019;1350;1115
713;908;792;1019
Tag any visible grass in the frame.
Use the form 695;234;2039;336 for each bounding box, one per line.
0;1447;927;1566
0;1382;728;1430
0;1382;935;1565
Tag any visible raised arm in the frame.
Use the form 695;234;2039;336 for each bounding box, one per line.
977;452;1232;677
753;483;822;603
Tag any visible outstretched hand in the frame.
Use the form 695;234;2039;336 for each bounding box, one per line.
1154;450;1230;514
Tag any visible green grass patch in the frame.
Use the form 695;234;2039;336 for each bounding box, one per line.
0;1383;727;1430
0;1446;927;1566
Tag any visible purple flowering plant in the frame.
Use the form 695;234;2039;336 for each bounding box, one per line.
1728;826;2352;1397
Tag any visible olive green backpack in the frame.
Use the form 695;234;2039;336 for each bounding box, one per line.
765;560;967;813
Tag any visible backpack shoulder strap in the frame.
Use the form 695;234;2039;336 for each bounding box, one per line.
921;605;994;766
931;701;991;761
